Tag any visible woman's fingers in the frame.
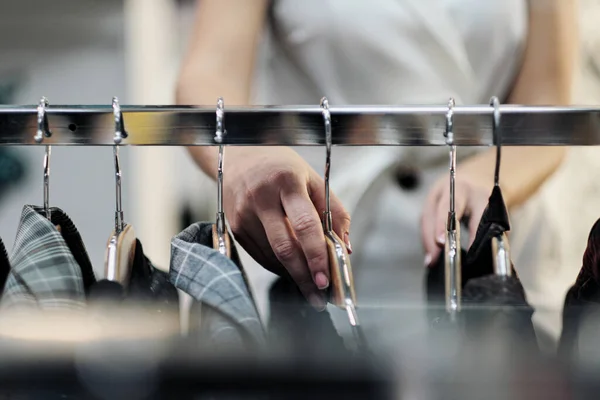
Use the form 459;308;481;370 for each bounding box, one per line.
256;204;327;310
280;187;331;291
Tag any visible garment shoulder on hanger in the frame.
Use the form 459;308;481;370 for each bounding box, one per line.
170;222;265;348
30;205;96;291
1;205;87;311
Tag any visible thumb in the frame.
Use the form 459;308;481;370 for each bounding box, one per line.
308;173;352;254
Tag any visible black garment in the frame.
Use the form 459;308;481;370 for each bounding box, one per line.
464;185;515;280
268;277;349;357
89;239;179;313
426;185;535;346
461;275;536;346
0;238;9;293
558;218;600;360
32;206;96;292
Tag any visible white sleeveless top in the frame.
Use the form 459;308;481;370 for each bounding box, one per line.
253;0;527;216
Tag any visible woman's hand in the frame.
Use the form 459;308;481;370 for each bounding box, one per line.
224;147;352;310
420;171;492;267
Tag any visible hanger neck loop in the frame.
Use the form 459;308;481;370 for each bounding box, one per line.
112;97;126;234
215;97;227;252
490;97;502;187
36;97;52;220
320;97;333;232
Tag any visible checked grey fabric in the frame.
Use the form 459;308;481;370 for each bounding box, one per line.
0;205;86;311
170;223;265;349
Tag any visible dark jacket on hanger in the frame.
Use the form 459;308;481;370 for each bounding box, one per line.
89;239;179;313
426;186;536;347
268;277;349;357
558;218;600;361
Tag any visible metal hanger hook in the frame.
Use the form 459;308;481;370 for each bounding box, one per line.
320;97;333;232
43;144;51;220
215;97;227;241
112;96;128;144
445;98;457;220
215;97;226;143
490;96;502;186
35;96;51;144
35;97;52;220
112;98;125;233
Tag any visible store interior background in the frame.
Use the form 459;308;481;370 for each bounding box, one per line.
1;0;600;331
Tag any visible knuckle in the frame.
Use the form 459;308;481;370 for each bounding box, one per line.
266;167;298;190
272;239;297;262
292;212;319;236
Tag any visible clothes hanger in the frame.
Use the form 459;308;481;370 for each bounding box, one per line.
35;97;52;221
320;98;362;337
104;97;136;286
212;97;232;257
489;96;512;277
444;98;462;320
33;96;62;232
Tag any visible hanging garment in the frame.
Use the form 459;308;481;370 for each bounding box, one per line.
558;218;600;361
460;186;537;345
89;239;179;313
0;238;10;293
1;205;90;311
170;223;265;350
464;186;514;280
268;277;348;356
426;186;536;347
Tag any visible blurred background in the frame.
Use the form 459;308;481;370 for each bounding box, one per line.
0;0;600;337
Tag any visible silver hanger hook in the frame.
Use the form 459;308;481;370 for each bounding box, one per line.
35;97;52;220
35;97;51;144
112;96;128;144
320;97;333;232
445;98;456;222
490;96;501;186
444;97;461;317
112;98;124;233
215;97;227;254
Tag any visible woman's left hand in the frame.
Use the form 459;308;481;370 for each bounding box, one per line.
420;171;492;267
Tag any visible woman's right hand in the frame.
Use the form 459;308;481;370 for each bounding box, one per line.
223;147;352;310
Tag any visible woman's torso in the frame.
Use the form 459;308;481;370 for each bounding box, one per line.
252;0;528;211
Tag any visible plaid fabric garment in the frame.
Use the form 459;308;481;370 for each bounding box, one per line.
170;222;265;349
0;205;86;311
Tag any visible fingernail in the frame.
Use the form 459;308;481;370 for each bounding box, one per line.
424;254;432;268
309;293;327;311
314;272;329;289
344;232;353;254
436;233;446;245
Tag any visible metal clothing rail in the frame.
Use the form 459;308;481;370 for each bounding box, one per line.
1;103;600;146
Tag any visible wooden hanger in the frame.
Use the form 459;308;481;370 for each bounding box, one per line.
325;231;357;308
320;98;359;311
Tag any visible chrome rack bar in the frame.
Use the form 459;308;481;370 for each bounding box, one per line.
0;104;599;146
